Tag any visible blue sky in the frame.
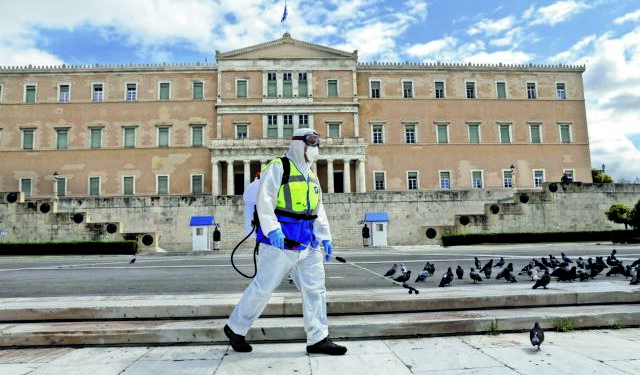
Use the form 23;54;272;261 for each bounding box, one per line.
2;0;640;182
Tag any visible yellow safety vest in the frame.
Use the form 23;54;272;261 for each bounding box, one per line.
266;158;320;220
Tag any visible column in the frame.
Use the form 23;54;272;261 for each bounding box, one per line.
343;159;351;193
327;159;334;193
357;158;366;192
211;161;219;195
244;160;251;187
226;160;234;196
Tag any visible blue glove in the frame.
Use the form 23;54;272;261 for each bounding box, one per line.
322;240;333;262
268;228;285;249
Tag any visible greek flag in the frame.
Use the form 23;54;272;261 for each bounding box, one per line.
280;2;288;22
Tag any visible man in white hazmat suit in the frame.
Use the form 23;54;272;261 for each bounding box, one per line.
224;128;347;356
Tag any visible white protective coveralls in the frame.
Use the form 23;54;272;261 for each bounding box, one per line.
242;175;261;236
227;129;332;346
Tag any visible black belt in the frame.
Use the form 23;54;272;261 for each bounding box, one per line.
274;209;318;221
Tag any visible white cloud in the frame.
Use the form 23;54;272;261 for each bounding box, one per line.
406;37;457;59
614;8;640;25
529;1;590;26
468;16;515;37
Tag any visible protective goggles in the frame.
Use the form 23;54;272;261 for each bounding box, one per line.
292;133;320;147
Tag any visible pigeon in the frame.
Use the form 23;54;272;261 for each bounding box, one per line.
631;258;640;268
456;265;464;279
469;268;483;284
630;266;640;285
394;270;411;283
606;256;622;267
561;252;573;263
496;264;517;283
474;257;482;269
532;270;551;289
482;266;492;279
439;267;453;287
541;257;552;269
384;264;398;278
548;254;559;268
577;270;589;282
595;256;608;270
494;257;505;268
576;257;585;269
530;322;544;350
129;257;136;264
400;263;408;274
425;262;436;275
519;259;540;280
606;264;627;277
414;269;432;282
504;271;518;283
556;266;578;282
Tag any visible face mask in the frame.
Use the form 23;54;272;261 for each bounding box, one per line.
305;146;319;162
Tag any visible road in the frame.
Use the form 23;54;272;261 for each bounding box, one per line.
0;242;638;298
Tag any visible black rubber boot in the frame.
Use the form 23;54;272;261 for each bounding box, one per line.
306;336;347;355
224;324;253;353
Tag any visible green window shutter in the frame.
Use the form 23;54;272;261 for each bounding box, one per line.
469;125;479;143
437;125;448;144
530;125;541;144
26;86;36;103
90;129;102;149
560;125;571;143
159;83;170;100
193;82;203;99
123;177;134;195
158;128;169;147
157;176;168;194
237;80;247;97
500;125;511;143
192;175;203;194
192;126;203;147
497;82;506;98
23;130;34;149
56;130;68;149
124;128;135;148
89;177;100;196
328;80;338;97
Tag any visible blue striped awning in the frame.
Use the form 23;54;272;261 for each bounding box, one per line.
364;212;389;222
189;216;214;226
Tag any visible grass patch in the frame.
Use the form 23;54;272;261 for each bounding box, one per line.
553;319;574;332
610;321;624;330
488;320;500;336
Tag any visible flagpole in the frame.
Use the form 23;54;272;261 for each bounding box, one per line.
280;0;288;31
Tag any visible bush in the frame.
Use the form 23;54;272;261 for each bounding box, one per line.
0;241;138;256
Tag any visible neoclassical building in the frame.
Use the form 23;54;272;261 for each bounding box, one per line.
0;33;591;199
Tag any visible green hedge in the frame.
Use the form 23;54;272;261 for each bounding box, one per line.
441;230;638;247
0;241;138;256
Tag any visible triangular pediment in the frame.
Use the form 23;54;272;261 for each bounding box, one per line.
216;33;357;61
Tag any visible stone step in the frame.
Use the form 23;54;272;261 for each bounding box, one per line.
2;282;638;322
1;303;638;347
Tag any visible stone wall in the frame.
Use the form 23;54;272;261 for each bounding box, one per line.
1;182;638;251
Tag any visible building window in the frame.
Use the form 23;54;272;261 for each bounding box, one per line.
503;170;513;188
191;125;204;147
327;79;338;97
404;124;416;144
472;171;483;189
496;82;506;99
437;124;449;144
267;72;277;97
92;83;104;102
529;124;541;144
159;82;170;100
56;128;69;150
465;81;476;99
468;123;480;144
403;81;413;98
298;114;309;128
282;72;292;98
236;79;247;98
559;124;572;143
123;127;136;148
20;178;32;197
58;84;70;102
192;81;203;100
267;114;278;138
374;172;385;190
123;176;135;195
407;171;418;190
499;124;511;144
157;127;170;147
56;177;67;197
126;83;137;101
435;81;445;98
563;169;574;181
236;124;248;139
283;114;294;138
527;82;537;99
372;124;384;144
157;175;169;194
25;84;36;103
90;128;102;149
191;175;204;194
440;171;451;189
370;80;381;98
534;170;544;188
556;82;566;99
22;129;35;150
328;122;341;138
298;72;308;97
88;177;100;196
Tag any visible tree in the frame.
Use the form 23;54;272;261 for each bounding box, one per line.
629;200;640;231
605;203;632;229
592;168;613;183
